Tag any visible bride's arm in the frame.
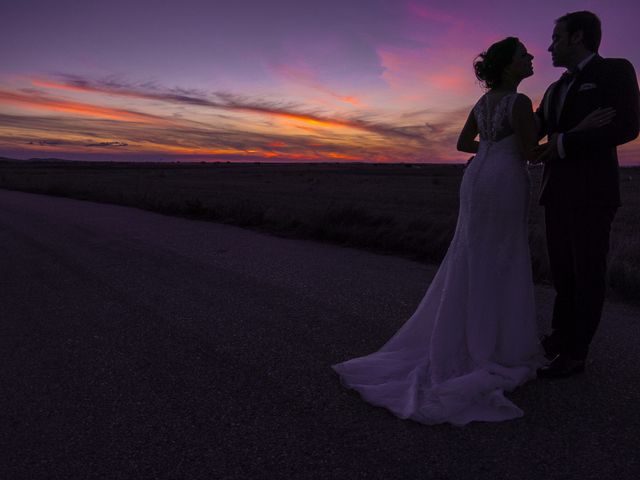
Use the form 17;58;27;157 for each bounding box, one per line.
511;94;538;163
457;109;479;154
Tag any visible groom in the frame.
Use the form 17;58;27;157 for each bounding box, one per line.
534;11;640;378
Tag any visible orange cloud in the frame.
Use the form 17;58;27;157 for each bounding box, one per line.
30;77;372;132
277;112;355;130
325;151;363;161
0;89;165;123
1;75;473;163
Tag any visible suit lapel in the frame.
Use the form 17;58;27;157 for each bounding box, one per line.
544;80;560;132
558;55;603;125
544;81;560;128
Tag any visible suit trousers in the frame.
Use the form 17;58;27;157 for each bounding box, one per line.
544;205;617;359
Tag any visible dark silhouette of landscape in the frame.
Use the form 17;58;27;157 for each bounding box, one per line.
1;158;638;300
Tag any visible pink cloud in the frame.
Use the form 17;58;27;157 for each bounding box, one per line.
406;2;463;28
377;45;478;103
269;62;365;107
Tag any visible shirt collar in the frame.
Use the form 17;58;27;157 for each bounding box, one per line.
576;53;596;72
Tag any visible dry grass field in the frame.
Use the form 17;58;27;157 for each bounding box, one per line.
1;159;638;301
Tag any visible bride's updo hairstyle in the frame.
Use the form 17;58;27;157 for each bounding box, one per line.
474;37;519;89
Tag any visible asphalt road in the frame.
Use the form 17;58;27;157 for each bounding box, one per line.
1;189;639;480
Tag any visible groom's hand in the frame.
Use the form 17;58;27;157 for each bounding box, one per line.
533;134;560;164
530;144;547;164
531;144;551;164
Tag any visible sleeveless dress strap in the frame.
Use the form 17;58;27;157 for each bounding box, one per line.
507;93;521;129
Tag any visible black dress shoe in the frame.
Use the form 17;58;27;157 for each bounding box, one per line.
537;354;586;379
540;334;564;360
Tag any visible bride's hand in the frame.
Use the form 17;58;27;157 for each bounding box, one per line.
569;107;616;133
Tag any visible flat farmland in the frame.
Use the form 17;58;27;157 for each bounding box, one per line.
1;160;638;300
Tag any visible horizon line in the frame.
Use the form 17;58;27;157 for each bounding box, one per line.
1;156;640;168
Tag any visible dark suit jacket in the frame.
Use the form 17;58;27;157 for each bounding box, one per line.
535;55;640;207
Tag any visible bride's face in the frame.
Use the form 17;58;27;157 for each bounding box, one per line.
508;42;534;80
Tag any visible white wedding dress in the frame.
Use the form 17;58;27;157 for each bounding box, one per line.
332;93;546;426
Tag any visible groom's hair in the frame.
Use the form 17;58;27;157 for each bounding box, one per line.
556;11;601;53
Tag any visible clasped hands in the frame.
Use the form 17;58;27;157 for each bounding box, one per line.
530;134;559;165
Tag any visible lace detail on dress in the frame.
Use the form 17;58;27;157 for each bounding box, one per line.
474;93;518;142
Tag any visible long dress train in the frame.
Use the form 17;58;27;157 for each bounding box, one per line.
332;93;546;426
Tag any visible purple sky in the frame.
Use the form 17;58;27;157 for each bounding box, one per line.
1;0;639;163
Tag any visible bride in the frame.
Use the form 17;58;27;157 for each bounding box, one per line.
331;37;614;426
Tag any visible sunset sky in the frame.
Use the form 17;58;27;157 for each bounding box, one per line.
2;0;639;164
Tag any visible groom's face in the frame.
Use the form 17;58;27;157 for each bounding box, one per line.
548;21;575;68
